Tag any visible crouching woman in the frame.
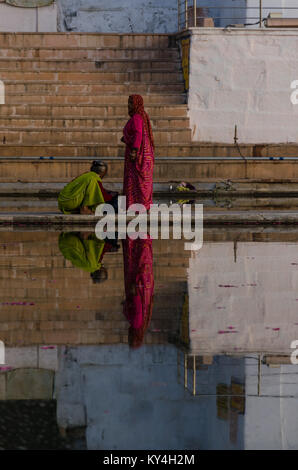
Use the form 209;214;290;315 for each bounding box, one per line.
58;160;118;215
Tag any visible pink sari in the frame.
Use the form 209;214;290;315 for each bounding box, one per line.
122;113;154;211
122;236;154;348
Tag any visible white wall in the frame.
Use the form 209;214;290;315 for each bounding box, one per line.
188;29;298;143
0;2;58;32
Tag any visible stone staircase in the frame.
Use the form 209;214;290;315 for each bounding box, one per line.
0;32;297;190
0;33;193;181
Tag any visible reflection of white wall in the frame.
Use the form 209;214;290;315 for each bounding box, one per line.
5;346;58;370
0;347;58;400
55;345;244;450
188;242;298;354
54;345;298;449
244;356;298;449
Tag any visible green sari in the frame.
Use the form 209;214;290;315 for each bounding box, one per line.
58;233;105;273
58;171;105;214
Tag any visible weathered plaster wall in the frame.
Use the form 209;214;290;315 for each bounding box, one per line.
57;0;178;33
188;29;298;143
0;2;58;31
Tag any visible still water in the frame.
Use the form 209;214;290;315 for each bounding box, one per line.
0;227;298;450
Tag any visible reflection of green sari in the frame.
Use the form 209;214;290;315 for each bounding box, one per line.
58;171;104;214
58;233;105;273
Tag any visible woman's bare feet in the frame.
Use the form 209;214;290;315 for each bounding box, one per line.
80;206;93;215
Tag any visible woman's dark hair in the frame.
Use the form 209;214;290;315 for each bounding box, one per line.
90;267;108;284
90;160;107;174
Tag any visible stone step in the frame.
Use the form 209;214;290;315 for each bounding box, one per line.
0;157;297;182
0;144;198;159
0;33;175;49
4;93;186;106
0;58;182;72
2;210;298;228
2;82;185;94
0;47;180;60
3;181;298;197
0;104;188;118
0;116;189;129
0;198;58;212
3;197;298;213
0;70;183;83
0;128;191;144
5;86;186;104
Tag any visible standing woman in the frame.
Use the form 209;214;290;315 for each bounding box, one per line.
121;94;155;211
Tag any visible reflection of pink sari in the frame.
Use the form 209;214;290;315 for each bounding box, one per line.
123;114;154;211
122;236;154;348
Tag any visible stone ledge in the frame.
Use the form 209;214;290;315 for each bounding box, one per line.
2;181;298;198
0;211;298;226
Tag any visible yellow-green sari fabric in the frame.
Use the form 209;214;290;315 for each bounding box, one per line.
58;233;105;273
58;171;105;214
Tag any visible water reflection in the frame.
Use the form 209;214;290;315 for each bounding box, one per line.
0;229;298;449
122;236;154;349
58;232;119;284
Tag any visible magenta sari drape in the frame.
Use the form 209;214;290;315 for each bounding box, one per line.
122;236;154;335
122;113;154;211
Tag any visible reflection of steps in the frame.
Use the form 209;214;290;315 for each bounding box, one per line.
0;232;188;346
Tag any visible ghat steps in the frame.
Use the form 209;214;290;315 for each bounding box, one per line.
0;33;297;185
0;33;190;169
